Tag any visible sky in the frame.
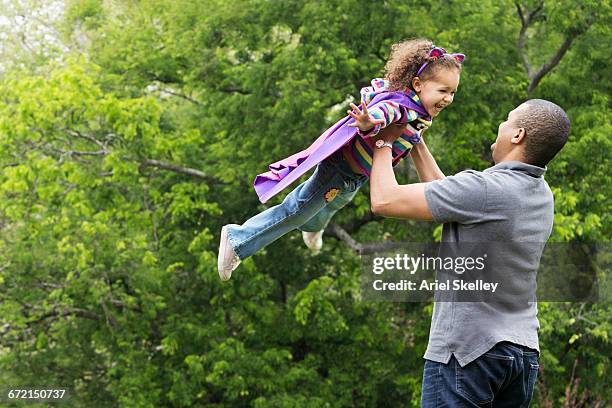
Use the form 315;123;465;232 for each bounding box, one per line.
0;0;67;72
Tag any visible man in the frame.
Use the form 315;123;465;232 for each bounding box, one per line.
368;99;570;407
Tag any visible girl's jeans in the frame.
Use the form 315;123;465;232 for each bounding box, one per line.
228;151;367;260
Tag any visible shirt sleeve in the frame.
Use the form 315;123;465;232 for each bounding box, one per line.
424;171;488;224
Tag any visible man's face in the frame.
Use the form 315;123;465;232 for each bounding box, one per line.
413;68;461;118
491;104;528;163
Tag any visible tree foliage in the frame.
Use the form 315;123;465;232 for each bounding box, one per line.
0;0;610;406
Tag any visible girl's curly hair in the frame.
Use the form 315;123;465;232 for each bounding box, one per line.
384;38;462;92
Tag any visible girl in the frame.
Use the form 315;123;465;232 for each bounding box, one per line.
218;39;464;280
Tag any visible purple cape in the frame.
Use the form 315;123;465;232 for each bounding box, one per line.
253;91;430;203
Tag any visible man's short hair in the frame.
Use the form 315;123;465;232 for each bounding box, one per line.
515;99;570;167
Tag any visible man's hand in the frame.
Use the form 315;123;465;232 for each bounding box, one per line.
347;102;385;132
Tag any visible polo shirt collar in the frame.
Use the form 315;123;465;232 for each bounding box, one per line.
484;161;546;177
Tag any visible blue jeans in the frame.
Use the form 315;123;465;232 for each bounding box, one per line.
228;152;367;259
421;342;540;407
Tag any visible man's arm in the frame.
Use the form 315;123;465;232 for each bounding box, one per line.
369;126;433;221
369;124;488;223
410;137;446;182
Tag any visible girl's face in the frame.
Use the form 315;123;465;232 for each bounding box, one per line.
412;68;461;118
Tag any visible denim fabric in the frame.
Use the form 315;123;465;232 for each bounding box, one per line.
228;152;367;259
421;342;540;408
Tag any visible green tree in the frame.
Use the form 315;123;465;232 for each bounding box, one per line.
0;0;609;406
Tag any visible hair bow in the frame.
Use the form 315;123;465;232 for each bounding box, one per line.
416;46;465;77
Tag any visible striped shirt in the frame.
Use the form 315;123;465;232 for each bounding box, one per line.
342;78;432;176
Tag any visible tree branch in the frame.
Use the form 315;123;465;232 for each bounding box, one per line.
157;88;204;106
63;128;108;149
54;147;109;156
515;1;592;95
218;86;252;95
515;1;533;78
515;1;525;26
29;127;227;185
515;1;544;79
29;308;101;324
527;35;575;94
326;223;407;255
327;223;362;252
531;3;544;19
140;158;221;183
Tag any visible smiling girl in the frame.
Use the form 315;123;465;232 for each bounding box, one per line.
218;39;465;280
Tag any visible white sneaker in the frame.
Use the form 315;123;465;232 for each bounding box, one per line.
302;230;324;255
218;224;241;281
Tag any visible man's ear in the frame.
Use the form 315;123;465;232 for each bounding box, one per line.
412;77;422;92
511;127;526;144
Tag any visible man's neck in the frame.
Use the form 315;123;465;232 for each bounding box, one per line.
495;151;526;165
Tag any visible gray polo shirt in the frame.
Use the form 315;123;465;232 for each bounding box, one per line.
423;161;553;367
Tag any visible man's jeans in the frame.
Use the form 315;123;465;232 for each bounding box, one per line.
228;152;367;259
421;342;540;407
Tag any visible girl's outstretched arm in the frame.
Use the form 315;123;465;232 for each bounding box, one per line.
347;100;408;137
347;101;385;133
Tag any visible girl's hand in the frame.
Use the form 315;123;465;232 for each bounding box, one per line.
347;102;385;132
